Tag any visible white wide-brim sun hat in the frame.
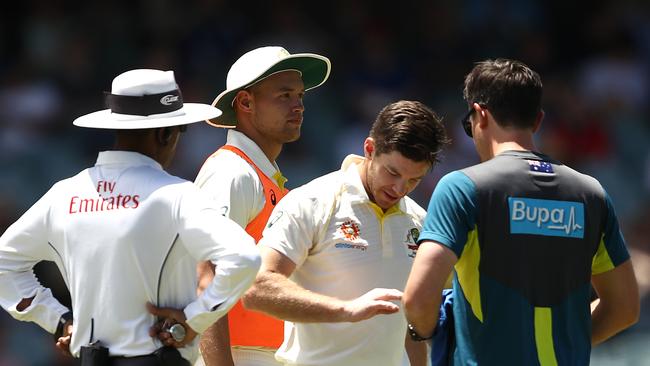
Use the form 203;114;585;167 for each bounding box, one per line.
73;69;222;129
206;46;331;128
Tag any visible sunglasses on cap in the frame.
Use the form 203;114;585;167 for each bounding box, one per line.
460;103;487;138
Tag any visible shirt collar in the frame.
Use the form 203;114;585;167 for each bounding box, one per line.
339;154;406;215
95;151;163;170
497;149;557;163
227;130;283;182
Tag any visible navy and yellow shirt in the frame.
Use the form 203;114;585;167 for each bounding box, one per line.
419;150;630;366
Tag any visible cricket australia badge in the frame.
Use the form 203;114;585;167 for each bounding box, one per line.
405;227;420;258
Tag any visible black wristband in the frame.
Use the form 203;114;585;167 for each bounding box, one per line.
54;311;73;341
408;323;433;342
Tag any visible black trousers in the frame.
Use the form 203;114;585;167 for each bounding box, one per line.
76;348;191;366
111;355;160;366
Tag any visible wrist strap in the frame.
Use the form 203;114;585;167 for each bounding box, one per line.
408;323;433;342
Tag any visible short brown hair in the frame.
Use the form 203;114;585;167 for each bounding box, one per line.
463;59;542;129
369;100;449;166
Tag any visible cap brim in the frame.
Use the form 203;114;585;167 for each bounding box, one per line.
206;53;331;128
73;103;222;129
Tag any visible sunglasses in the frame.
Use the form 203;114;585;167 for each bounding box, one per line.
460;104;487;138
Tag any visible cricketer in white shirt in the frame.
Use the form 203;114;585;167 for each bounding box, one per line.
0;150;261;363
257;155;426;366
195;129;286;227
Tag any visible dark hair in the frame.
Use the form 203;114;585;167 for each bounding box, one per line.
463;59;542;129
369;100;449;165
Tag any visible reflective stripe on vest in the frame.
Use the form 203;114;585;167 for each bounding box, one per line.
219;145;288;348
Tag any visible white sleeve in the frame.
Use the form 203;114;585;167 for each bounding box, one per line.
0;188;70;334
175;189;261;334
194;151;263;228
258;189;320;268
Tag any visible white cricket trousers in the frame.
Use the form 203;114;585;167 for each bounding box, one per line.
194;346;281;366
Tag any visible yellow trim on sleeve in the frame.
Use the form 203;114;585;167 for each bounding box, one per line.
592;234;615;275
534;307;558;366
454;228;483;322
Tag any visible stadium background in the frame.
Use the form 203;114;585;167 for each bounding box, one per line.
0;0;648;364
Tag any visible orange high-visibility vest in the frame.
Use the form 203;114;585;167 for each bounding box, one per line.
219;145;288;348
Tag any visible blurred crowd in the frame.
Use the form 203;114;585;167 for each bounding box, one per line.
1;0;649;364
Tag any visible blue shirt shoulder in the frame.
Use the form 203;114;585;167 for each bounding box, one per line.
419;171;478;257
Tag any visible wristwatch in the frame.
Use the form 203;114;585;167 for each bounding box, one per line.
54;311;73;341
407;323;433;342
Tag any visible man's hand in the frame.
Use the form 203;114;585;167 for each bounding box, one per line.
342;288;402;322
147;302;198;348
55;320;73;356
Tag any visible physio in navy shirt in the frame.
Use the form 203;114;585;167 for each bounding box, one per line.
404;59;639;366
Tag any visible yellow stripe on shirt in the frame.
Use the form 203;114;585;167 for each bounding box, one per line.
534;307;558;366
455;227;483;322
592;234;615;275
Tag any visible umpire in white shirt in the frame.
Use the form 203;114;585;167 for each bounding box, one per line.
0;69;261;365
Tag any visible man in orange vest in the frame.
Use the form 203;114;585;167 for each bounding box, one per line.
194;46;331;366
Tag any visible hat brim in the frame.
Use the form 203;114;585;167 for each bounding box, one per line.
206;53;331;128
73;103;222;129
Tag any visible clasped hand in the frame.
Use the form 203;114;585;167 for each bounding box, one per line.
147;302;198;348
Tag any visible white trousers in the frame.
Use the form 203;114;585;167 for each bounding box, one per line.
195;346;425;366
195;346;281;366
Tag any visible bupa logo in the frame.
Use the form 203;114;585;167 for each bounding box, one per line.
508;197;584;238
160;94;179;105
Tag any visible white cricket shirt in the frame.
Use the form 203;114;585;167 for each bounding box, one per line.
0;151;260;363
259;155;426;366
194;130;285;228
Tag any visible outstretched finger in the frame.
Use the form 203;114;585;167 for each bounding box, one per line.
146;302;167;317
370;288;403;302
373;300;401;314
146;302;183;322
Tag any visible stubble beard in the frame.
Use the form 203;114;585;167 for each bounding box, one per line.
283;124;301;143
